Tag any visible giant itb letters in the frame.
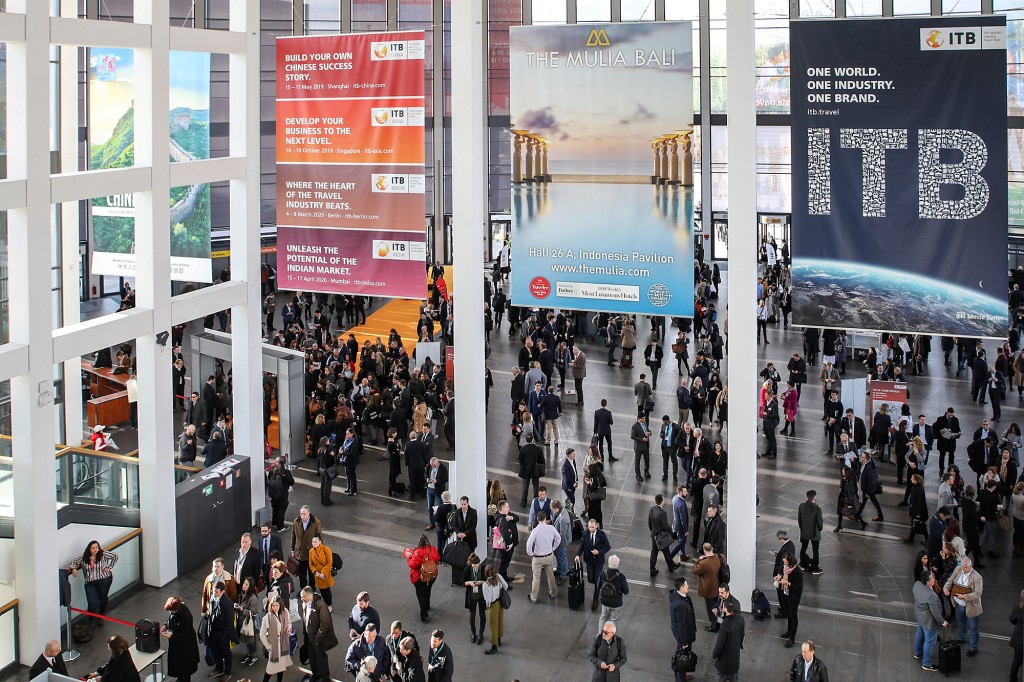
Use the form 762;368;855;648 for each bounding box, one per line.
791;18;1007;337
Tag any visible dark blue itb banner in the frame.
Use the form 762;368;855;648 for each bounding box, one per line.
790;17;1007;338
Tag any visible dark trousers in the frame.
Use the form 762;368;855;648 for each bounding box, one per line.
650;366;661;390
414;579;433;619
799;539;819;571
344;464;358;493
691;512;702;548
468;597;486;635
781;595;800;642
991;389;1002;420
634;449;650;478
662;447;678;478
298;560;312;589
209;633;232;673
859;492;882;517
1011;645;1023;682
764;428;778;457
271;497;289;529
319;474;333;505
703;597;718;625
563;485;576;509
938;449;955;473
757;319;768;342
305;636;329;682
520;476;539;507
595;434;612;457
776;586;789;617
574;377;584;404
498;547;514;582
650;538;674;572
84;575;113;624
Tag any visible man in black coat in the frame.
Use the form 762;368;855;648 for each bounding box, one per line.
233;532;261;588
644;339;665;390
789;641;829;682
200;375;220;439
172;358;187;411
689;470;708;550
839;408;868;450
208;582;235;678
494;501;520;584
773;530;796;618
29;640;68;680
518;433;544;507
593;400;616;460
184;391;203;432
257;522;284;586
704;505;726;556
932;407;961;473
426;629;454;682
510;367;526;414
712;597;745;680
404;433;427;501
648;494;676;577
669;578;697;682
925;506;950;562
301;587;339;682
451;496;478;553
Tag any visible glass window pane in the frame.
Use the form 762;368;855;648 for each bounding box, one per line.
846;0;883;15
576;0;611;22
170;0;196;26
353;0;388;31
532;0;566;24
304;0;341;34
799;0;835;16
1010;19;1024;115
893;0;932;14
621;0;655;21
665;0;699;20
756;0;790;17
943;0;981;13
755;23;789;113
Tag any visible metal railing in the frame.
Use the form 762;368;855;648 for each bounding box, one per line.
0;598;19;677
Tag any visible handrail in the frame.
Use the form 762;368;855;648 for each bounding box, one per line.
0;599;17;615
107;528;142;551
55;447;140;463
175;464;203;473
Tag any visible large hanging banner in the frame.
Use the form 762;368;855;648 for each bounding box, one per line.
90;49;212;282
275;32;426;298
790;18;1007;337
509;23;694;317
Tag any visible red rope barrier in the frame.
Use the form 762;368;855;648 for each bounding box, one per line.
69;607;135;628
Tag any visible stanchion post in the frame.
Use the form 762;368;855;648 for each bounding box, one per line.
62;605;80;661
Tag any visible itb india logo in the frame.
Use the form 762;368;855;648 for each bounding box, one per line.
925;30;943;48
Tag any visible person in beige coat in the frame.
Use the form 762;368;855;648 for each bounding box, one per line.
259;596;292;682
943;555;984;657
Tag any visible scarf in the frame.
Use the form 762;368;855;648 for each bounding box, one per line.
267;611;288;663
782;563;795;595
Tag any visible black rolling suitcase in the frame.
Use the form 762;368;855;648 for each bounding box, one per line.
938;630;961;676
568;561;585;610
135;618;160;653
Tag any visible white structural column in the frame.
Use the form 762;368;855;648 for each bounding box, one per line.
450;0;488;548
134;0;179;587
59;0;82;445
725;0;758;608
7;0;60;662
229;0;265;518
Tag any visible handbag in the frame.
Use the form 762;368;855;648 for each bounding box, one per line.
499;588;512;610
197;614;211;645
654;530;674;551
288;599;300;623
287;554;301;576
239;612;255;638
491;525;507;550
874;482;884;495
998;512;1011;532
588;486;607;502
326;465;338;479
671;647;698;673
671;342;684;354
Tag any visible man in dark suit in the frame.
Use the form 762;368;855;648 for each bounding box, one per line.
644;338;665;390
772;530;796;619
630;415;652;482
404;433;427;501
933;407;962;473
712;598;745;681
257;522;284;587
200;375;220;439
172;358;187;411
593;399;616;461
424;457;449;530
510;366;526;414
912;414;935;466
184;391;203;432
561;447;579;509
451;496;478;553
669;578;697;682
301;587;339;682
233;532;261;588
689;428;712;482
704;505;726;555
518;433;544;507
208;582;234;678
660;415;680;483
29;640;68;680
839;408;867;450
575;518;611;611
494;500;520;584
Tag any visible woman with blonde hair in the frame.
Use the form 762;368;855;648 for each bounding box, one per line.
259;596;292;682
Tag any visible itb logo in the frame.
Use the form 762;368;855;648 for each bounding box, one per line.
920;26;1006;51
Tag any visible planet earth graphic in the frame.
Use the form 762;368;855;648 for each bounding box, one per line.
790;259;1007;337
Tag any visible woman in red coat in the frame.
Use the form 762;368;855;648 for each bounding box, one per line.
404;535;440;623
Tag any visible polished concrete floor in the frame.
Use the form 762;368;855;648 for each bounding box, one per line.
58;276;1024;682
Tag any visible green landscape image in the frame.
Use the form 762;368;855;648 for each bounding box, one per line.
90;49;211;278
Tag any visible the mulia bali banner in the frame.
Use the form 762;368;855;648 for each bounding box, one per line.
509;22;694;317
790;17;1007;337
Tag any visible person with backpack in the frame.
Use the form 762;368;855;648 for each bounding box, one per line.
587;622;627;682
266;459;295;532
596;555;629;635
405;536;440;624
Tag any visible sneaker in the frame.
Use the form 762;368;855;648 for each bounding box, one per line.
913;654;922;660
811;568;824;575
921;664;939;671
966;649;978;657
